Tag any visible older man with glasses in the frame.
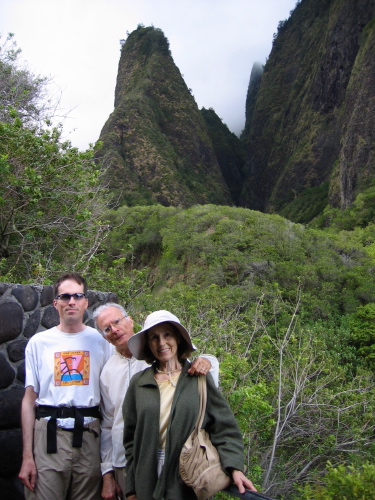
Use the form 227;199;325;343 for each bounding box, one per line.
93;303;219;500
19;272;114;500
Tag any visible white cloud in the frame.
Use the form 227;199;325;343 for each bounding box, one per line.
1;0;297;149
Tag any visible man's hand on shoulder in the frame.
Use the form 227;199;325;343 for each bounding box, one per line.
188;357;211;376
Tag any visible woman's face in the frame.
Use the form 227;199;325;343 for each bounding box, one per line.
148;322;179;365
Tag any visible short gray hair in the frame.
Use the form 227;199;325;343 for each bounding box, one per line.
93;302;128;331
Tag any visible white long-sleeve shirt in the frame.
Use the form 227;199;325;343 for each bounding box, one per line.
99;352;219;474
100;352;148;475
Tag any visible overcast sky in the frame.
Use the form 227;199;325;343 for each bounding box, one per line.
1;0;297;150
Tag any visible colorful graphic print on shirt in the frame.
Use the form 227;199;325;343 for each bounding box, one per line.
54;351;90;386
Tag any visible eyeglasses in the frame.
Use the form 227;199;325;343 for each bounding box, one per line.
101;316;127;336
55;293;86;301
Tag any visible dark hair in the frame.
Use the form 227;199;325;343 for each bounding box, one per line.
54;272;88;297
143;323;192;365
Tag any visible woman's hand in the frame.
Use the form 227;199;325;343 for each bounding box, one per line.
231;469;257;494
126;496;137;500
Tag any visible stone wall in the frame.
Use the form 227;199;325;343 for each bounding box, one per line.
0;282;117;500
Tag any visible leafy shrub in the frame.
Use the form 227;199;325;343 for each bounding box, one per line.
0;119;109;282
298;462;375;499
348;303;375;369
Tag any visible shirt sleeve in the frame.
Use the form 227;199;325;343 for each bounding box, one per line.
123;375;138;496
24;339;39;392
200;354;220;388
100;370;115;475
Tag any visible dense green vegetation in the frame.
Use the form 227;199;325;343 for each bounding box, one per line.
0;118;109;281
1;32;374;499
0;33;52;124
298;462;375;499
0;34;109;282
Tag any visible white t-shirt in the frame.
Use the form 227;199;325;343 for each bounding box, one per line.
25;325;114;427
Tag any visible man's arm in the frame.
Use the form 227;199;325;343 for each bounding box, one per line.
188;355;220;387
18;386;38;492
100;375;123;500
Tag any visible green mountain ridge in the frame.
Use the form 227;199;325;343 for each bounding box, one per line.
241;0;375;223
103;203;375;319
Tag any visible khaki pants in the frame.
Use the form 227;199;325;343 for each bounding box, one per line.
25;418;102;500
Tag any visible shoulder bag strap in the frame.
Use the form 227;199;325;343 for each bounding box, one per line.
192;375;207;437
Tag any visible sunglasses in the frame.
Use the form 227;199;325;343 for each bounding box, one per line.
55;293;86;301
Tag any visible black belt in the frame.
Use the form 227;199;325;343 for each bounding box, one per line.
36;405;101;454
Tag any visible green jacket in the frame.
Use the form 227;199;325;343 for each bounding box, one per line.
123;361;245;500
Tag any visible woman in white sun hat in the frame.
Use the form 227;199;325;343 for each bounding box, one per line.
123;310;257;500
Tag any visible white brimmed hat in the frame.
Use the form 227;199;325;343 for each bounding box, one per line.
128;310;196;360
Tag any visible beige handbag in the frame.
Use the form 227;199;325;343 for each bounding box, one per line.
179;376;231;500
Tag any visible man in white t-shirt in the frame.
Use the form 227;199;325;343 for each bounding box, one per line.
94;303;219;500
19;272;113;500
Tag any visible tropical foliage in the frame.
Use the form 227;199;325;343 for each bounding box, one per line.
0;33;56;125
0;119;110;282
0;33;110;282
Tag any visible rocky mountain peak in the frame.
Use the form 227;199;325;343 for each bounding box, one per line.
97;25;232;208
